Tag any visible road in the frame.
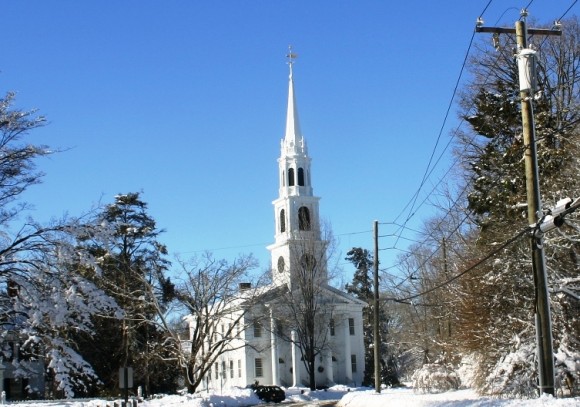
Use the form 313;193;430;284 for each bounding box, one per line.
270;401;339;407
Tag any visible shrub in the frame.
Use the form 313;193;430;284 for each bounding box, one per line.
412;363;460;393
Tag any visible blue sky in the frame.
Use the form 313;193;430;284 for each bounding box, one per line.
2;1;576;283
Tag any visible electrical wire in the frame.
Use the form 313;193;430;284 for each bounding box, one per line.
558;0;578;21
389;0;575;251
340;1;578;303
382;2;547;278
385;123;535;291
391;29;476;247
383;3;580;302
480;0;494;19
382;86;529;295
531;0;576;47
390;0;501;247
384;224;532;303
180;1;579;279
178;242;270;254
524;0;535;10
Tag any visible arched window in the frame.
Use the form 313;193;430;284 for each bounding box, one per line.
288;168;295;186
298;168;305;186
298;206;311;231
280;209;286;233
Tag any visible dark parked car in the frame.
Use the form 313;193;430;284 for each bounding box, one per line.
253;385;286;403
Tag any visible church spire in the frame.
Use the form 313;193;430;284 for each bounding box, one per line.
268;50;324;289
283;47;307;155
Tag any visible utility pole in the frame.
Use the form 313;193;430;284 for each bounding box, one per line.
516;21;554;395
442;238;451;338
373;220;381;393
476;13;561;396
516;19;554;397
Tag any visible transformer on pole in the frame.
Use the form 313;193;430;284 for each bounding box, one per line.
475;13;562;397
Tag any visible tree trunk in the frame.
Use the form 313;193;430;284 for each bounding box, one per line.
309;355;316;390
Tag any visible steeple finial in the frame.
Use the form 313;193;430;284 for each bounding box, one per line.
286;45;298;70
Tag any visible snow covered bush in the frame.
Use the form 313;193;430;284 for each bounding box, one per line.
456;354;479;389
555;334;580;397
2;220;123;398
483;341;537;398
412;363;460;393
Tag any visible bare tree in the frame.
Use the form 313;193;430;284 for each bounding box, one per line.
151;253;262;394
272;223;340;390
381;184;474;381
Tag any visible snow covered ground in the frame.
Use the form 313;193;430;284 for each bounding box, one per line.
4;385;579;407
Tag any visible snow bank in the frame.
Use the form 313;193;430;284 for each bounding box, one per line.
337;387;580;407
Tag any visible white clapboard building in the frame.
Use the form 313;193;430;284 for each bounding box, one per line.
195;58;366;391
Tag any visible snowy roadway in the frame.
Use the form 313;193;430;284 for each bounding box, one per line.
4;385;579;406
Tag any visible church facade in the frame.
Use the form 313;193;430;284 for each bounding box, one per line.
198;60;366;391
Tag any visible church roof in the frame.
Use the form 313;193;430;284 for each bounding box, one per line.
255;282;368;308
322;284;368;307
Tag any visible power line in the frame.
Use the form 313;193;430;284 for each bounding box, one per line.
558;0;578;21
524;0;536;11
183;3;577;277
388;0;575;256
384;224;531;304
392;30;476;231
336;229;372;237
380;6;579;294
380;7;555;277
391;0;500;231
480;0;494;19
177;242;270;255
379;222;424;235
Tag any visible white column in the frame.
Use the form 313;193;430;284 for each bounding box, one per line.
291;330;300;387
270;310;279;385
326;327;334;385
326;349;334;385
344;317;352;383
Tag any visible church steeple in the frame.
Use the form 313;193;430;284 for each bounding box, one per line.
267;51;327;289
283;52;307;156
277;51;313;199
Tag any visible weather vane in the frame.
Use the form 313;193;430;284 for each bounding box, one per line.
286;45;298;66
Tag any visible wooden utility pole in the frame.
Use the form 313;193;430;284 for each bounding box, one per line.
373;220;381;393
476;16;561;396
442;238;451;337
516;19;554;397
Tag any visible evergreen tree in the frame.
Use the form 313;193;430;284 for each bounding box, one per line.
453;17;580;395
345;248;374;386
345;248;399;387
77;192;177;396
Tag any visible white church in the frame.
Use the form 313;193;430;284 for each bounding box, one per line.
198;57;366;390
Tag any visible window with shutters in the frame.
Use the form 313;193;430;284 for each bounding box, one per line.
255;358;263;377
